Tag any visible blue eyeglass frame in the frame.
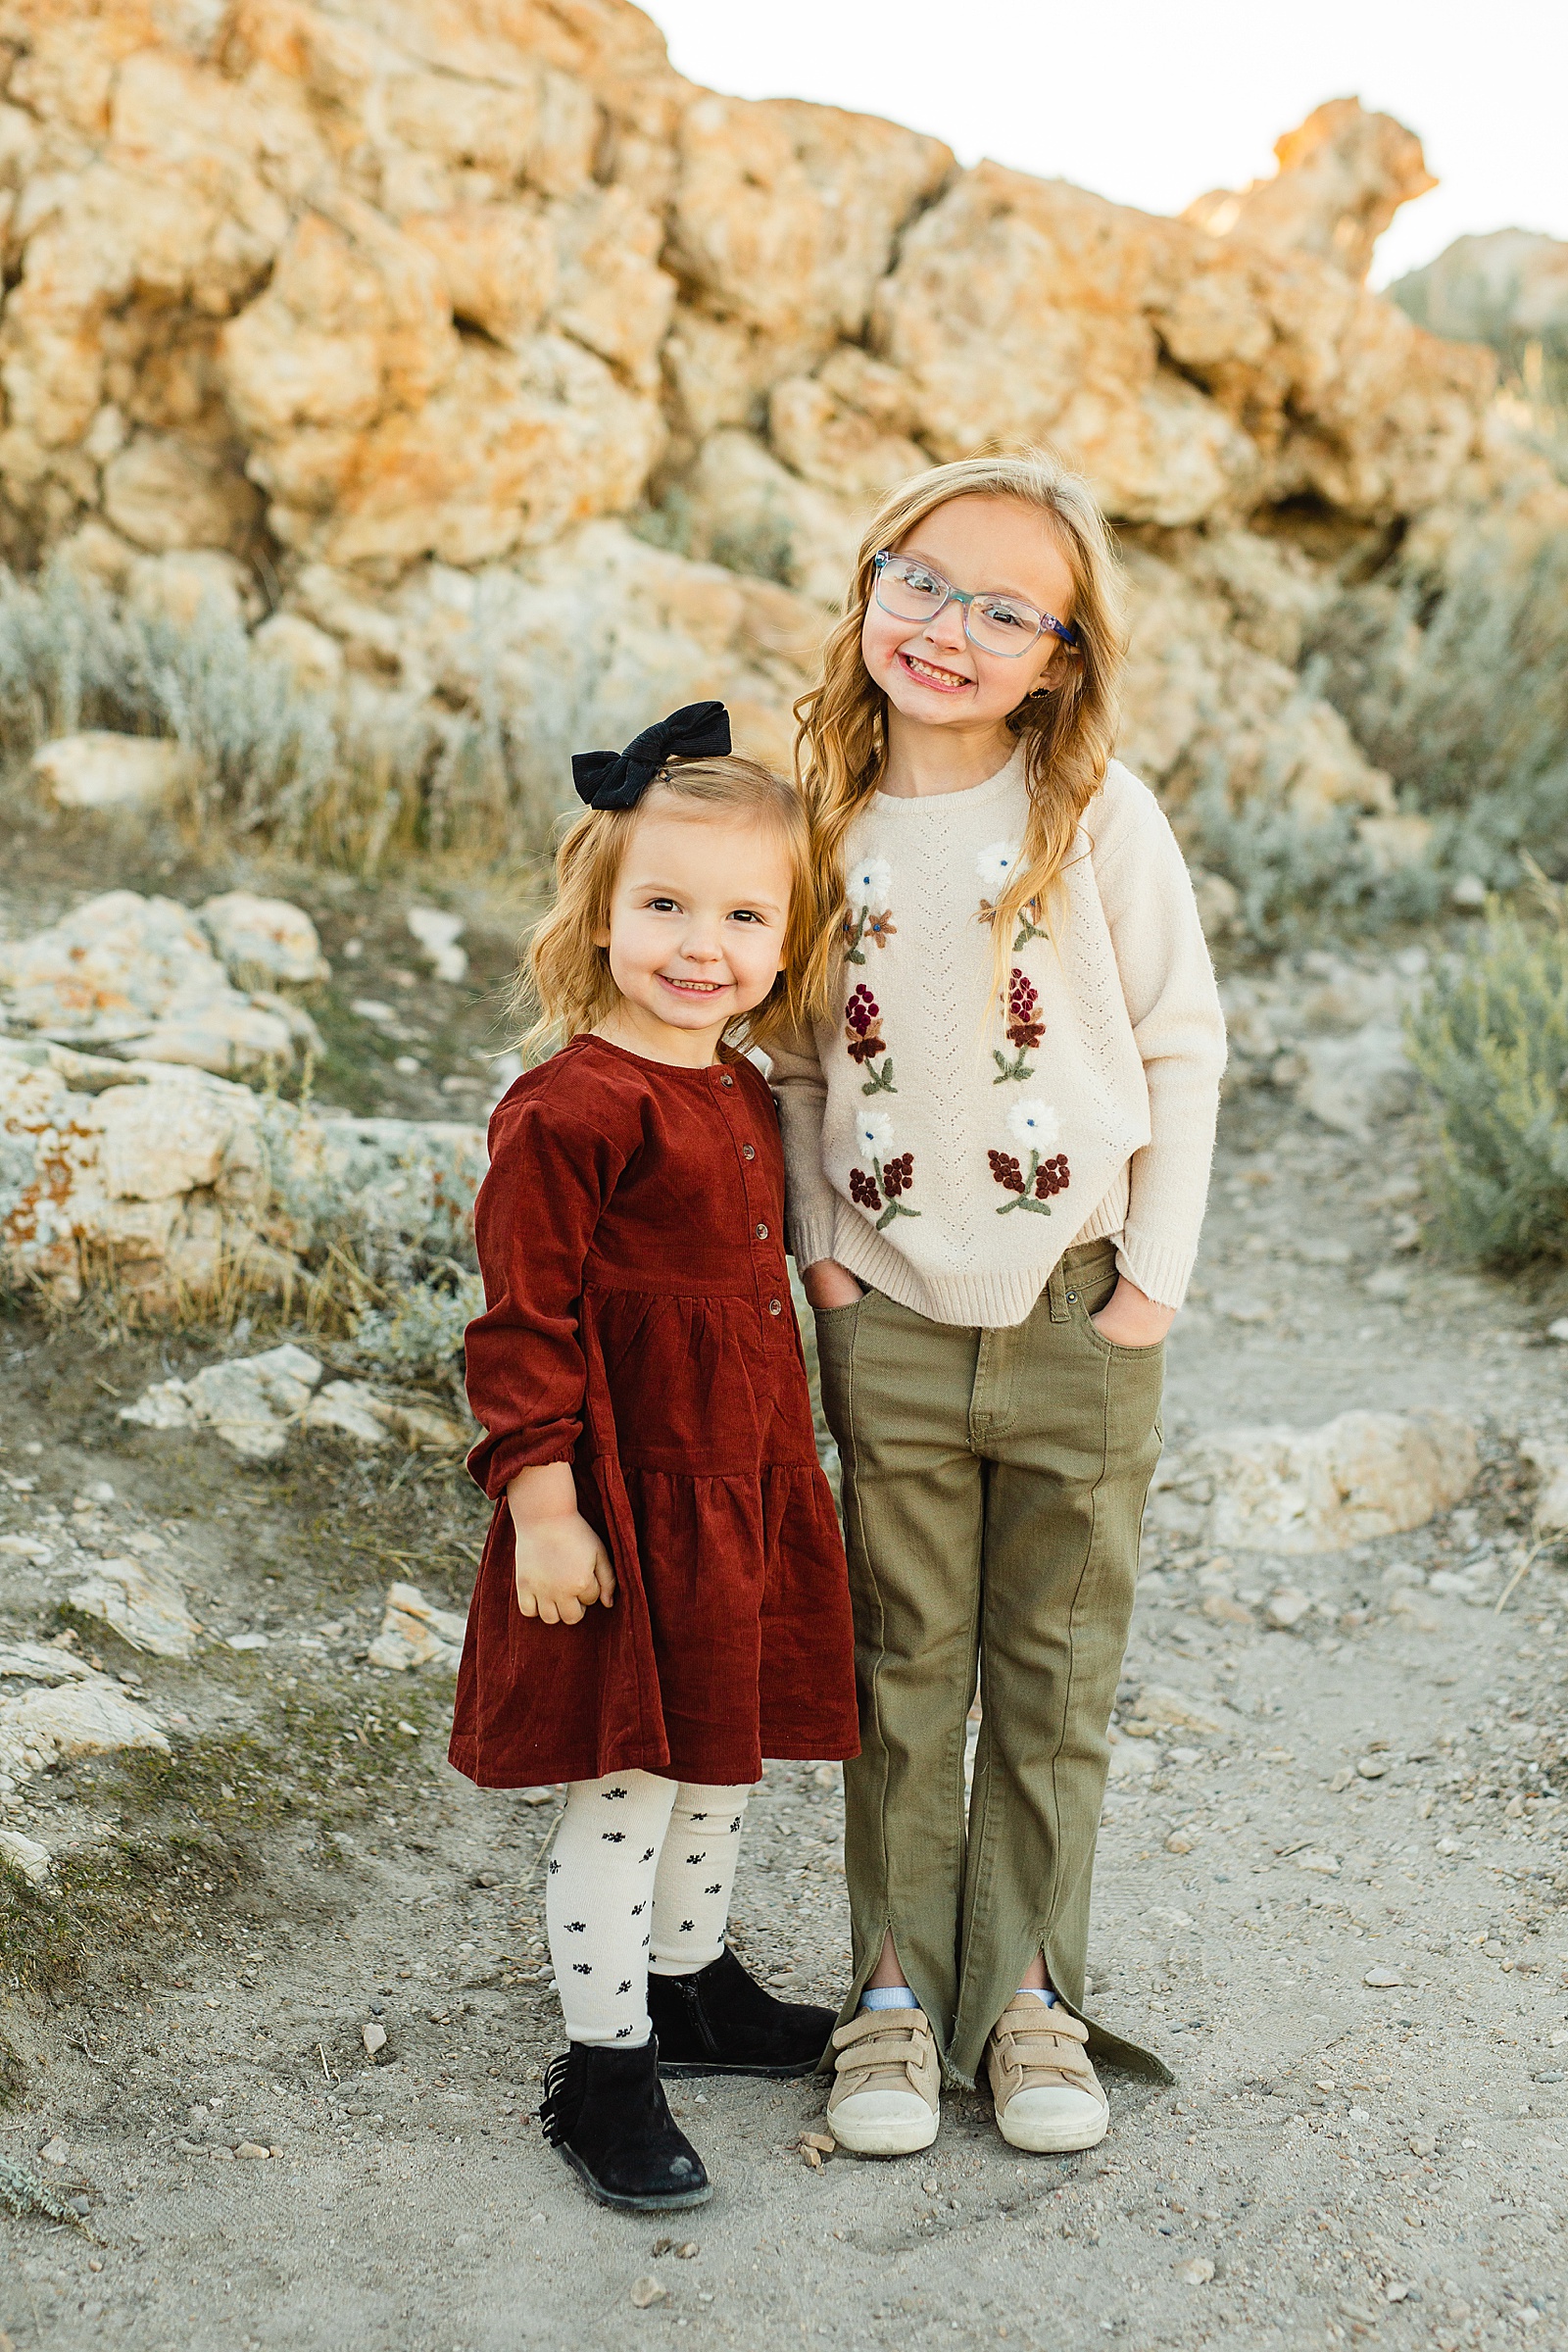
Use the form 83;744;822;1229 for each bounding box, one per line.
872;549;1081;655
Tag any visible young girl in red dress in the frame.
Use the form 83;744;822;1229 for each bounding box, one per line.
450;704;858;2213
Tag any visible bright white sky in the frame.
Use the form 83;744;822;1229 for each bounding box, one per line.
648;0;1567;288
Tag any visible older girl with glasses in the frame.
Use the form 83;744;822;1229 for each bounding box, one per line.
772;449;1227;2158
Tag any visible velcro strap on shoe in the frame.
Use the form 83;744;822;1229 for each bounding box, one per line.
831;2007;930;2054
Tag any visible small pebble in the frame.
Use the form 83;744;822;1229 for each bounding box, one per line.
1364;1966;1403;1988
1174;2257;1214;2284
630;2277;667;2309
363;2021;388;2056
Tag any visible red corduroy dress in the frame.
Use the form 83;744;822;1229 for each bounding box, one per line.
449;1033;859;1788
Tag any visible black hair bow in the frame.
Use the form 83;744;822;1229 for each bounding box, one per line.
571;701;732;811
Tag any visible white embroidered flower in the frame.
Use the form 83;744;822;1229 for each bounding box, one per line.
845;854;893;910
1005;1099;1059;1151
855;1109;895;1161
976;841;1019;897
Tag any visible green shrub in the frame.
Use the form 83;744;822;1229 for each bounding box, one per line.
1407;891;1568;1264
351;1270;483;1390
0;564;560;870
1184;773;1446;947
1309;503;1568;895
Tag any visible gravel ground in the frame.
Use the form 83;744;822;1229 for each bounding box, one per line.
1;1046;1566;2349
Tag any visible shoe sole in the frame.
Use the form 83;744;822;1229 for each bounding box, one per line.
658;2057;824;2081
826;2107;940;2158
556;2145;713;2213
995;2106;1108;2154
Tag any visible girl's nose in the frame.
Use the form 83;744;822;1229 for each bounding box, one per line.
920;601;967;654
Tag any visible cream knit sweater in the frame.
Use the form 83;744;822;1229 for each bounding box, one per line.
770;745;1227;1326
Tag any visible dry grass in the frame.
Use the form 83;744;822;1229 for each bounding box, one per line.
0;565;563;874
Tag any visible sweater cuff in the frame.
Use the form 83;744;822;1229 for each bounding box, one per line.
787;1200;840;1274
1114;1224;1199;1314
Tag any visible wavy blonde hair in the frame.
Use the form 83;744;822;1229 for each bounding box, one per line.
519;758;840;1058
795;448;1128;994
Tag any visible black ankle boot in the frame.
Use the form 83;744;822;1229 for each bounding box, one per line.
647;1946;836;2079
539;2037;710;2213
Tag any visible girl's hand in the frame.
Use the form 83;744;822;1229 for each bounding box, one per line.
1089;1276;1175;1350
507;1464;615;1625
803;1258;865;1310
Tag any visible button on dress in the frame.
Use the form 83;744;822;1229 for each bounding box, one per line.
450;1034;859;1789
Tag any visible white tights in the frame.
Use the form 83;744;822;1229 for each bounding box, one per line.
545;1771;755;2047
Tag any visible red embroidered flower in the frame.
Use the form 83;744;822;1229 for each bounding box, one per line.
1005;968;1045;1052
881;1152;914;1200
988;1150;1026;1197
849;1167;882;1211
1034;1152;1071;1200
846;983;880;1038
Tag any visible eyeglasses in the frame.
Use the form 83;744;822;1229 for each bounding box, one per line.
872;550;1081;659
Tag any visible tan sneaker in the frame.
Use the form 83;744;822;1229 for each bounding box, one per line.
826;2006;941;2156
986;1996;1108;2153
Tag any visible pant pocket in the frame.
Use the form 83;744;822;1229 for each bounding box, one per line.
812;1295;865;1446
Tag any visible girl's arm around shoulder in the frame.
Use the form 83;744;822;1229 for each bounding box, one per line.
465;1059;638;1499
761;1018;841;1277
1086;762;1228;1312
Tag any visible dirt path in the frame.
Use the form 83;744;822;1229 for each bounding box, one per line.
2;1085;1566;2352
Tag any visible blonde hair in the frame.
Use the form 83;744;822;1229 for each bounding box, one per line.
519;757;839;1057
795;448;1128;993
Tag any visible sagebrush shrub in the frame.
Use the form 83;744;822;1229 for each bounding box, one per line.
1407;894;1568;1265
0;564;560;869
351;1273;483;1391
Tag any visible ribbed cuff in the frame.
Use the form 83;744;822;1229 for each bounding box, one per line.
787;1205;840;1273
1114;1223;1199;1313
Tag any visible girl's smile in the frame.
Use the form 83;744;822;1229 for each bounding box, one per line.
897;648;974;693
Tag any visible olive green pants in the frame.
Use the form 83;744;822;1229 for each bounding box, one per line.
813;1237;1169;2087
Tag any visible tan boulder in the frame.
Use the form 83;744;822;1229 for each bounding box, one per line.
124;550;258;628
871;165;1262;526
668;92;953;348
548;184;677;389
1118;546;1396;821
244;328;663;567
101;431;261;554
332;520;826;819
1185;98;1436;283
874;157;1491;525
767;374;927;511
199;892;330;987
368;1580;467;1670
402;201;557;348
680;429;863;607
68;1556;202;1658
30;732;192;813
1201;1410;1479;1553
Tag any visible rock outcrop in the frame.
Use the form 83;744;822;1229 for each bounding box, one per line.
0;0;1505;844
0;1031;485;1309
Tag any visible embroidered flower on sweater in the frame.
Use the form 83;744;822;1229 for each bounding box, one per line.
849;1110;920;1232
993;966;1044;1084
843;854;895;964
989;1099;1070;1215
976;840;1047;948
845;981;897;1095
